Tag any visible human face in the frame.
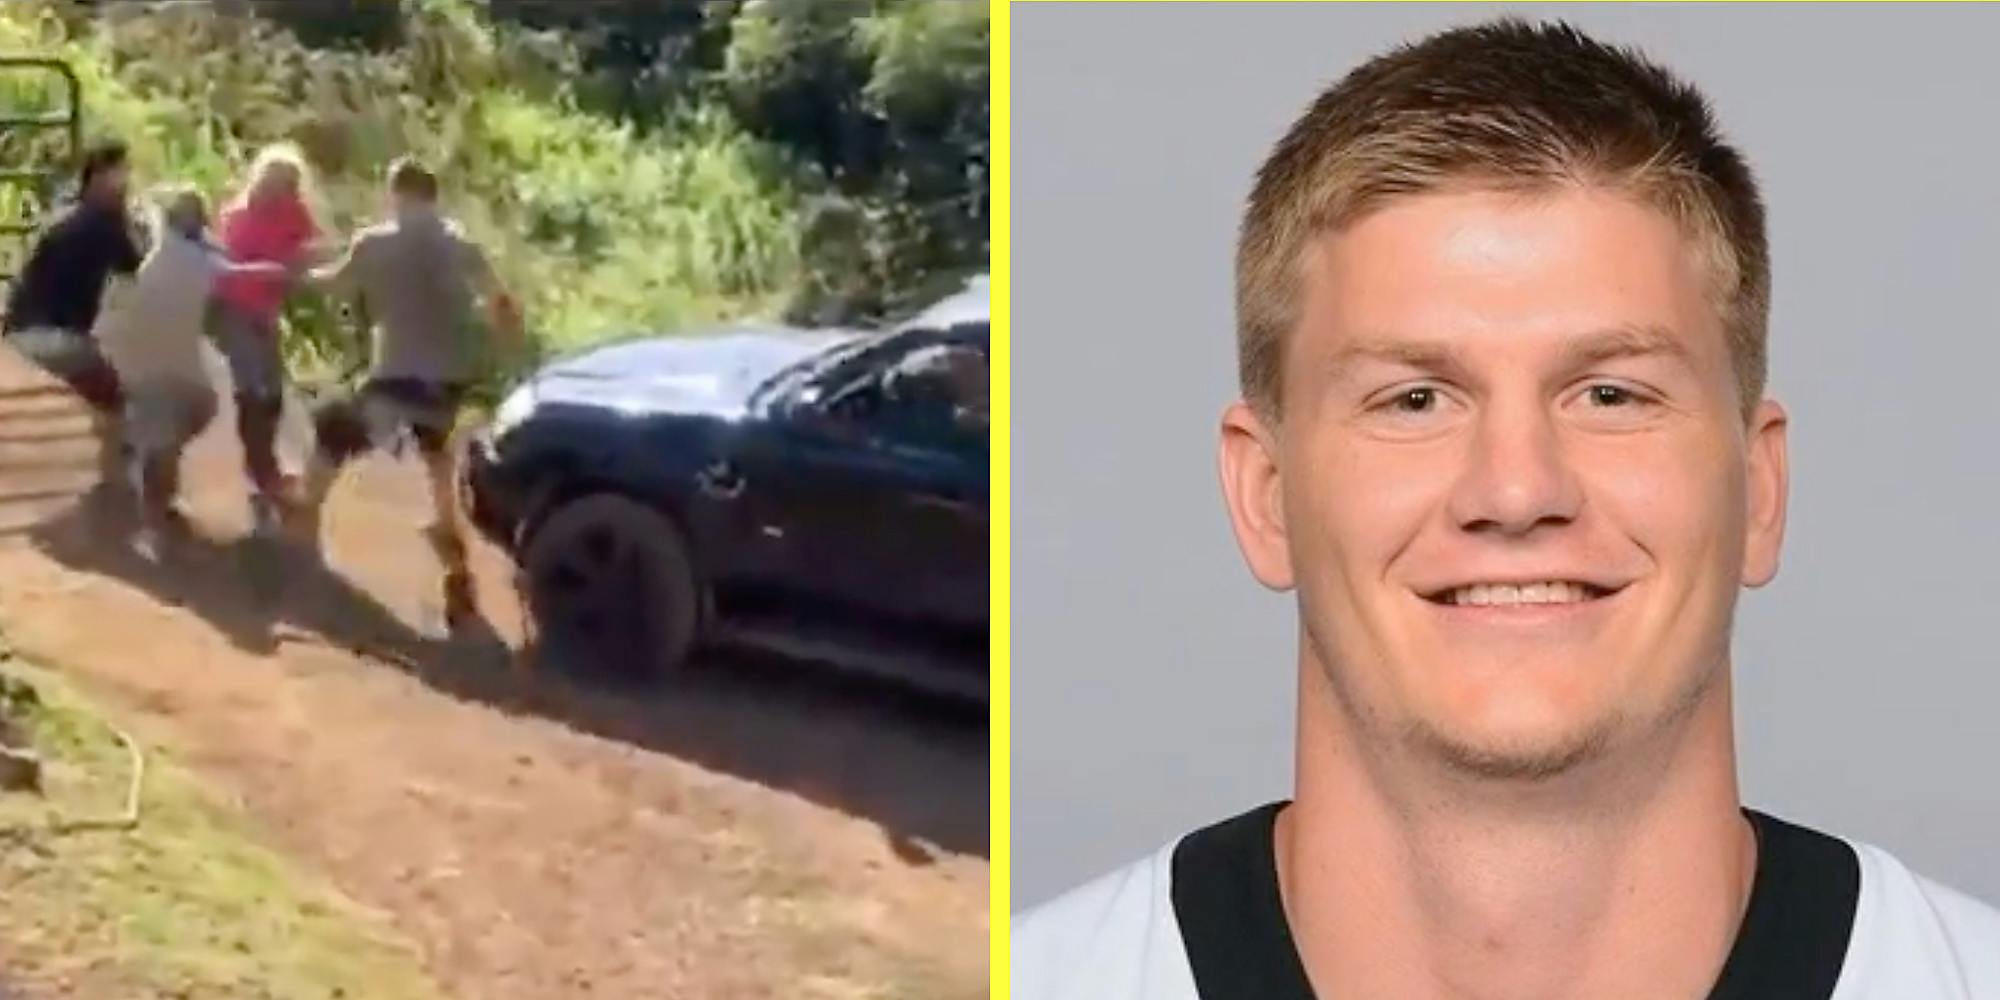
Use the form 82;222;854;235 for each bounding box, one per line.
1219;188;1788;779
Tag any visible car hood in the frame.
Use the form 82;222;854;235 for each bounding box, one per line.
527;326;860;419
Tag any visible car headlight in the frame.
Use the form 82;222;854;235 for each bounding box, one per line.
489;383;537;441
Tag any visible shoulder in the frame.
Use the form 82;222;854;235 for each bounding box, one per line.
217;205;256;245
86;207;141;253
446;221;488;257
1836;838;2000;997
350;223;396;253
50;203;94;232
58;204;118;240
284;198;319;237
1013;843;1197;1000
30;206;86;248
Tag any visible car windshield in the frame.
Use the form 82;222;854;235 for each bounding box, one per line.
745;334;880;414
745;277;987;415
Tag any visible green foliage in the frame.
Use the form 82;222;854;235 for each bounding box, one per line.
482;0;992;326
0;0;985;393
245;0;407;52
720;0;988;325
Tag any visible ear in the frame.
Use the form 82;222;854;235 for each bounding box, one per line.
1741;398;1789;588
1219;400;1296;591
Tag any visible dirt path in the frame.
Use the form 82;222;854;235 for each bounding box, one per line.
0;348;989;999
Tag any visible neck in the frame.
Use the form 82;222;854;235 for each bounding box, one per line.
1281;657;1755;1000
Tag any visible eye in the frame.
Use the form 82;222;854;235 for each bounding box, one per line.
1569;379;1667;427
1587;384;1635;407
1367;385;1453;419
1392;387;1438;413
1360;383;1461;435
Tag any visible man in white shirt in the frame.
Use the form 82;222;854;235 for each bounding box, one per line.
1013;18;2000;1000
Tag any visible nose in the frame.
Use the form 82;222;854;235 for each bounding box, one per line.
1446;398;1583;537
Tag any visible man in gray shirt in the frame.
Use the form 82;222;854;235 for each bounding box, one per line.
298;156;521;627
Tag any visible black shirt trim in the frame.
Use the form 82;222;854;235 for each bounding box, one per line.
1707;810;1863;999
1169;803;1859;999
1171;803;1312;999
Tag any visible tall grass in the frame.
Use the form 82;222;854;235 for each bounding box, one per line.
0;0;805;396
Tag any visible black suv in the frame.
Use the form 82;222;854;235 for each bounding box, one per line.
463;277;989;700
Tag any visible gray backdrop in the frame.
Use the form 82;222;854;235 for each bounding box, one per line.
1013;2;2000;910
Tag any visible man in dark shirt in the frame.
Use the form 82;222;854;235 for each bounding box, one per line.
2;141;145;486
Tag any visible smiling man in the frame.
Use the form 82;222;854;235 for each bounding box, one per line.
1011;19;2000;1000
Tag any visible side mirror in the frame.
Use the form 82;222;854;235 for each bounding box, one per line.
953;405;989;439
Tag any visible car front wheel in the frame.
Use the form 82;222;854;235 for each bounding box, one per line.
522;493;701;681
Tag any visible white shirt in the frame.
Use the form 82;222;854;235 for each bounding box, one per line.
1013;804;2000;999
95;231;223;385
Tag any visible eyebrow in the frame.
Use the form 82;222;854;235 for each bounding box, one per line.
1324;339;1471;383
1325;324;1694;382
1558;324;1694;371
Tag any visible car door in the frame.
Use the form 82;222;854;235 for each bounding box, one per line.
848;338;988;627
730;330;988;628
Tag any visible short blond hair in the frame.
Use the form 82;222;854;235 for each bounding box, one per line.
1236;19;1769;419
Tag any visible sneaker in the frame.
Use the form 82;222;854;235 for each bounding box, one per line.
131;525;162;563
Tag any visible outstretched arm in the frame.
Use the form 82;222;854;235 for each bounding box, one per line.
304;233;365;297
212;256;288;278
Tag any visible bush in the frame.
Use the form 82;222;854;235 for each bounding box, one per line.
0;0;984;393
1;0;804;394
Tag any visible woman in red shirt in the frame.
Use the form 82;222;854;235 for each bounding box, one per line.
212;143;325;532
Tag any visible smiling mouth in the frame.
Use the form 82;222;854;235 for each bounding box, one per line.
1423;581;1619;607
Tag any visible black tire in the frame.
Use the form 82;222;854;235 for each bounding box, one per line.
522;493;701;681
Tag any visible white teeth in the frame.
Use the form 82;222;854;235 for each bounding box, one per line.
1447;581;1594;606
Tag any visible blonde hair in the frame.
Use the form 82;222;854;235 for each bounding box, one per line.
1237;19;1769;420
228;141;328;228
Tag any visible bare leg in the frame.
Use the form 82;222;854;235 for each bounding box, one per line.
92;408;125;491
421;435;474;631
127;443;158;559
422;447;467;551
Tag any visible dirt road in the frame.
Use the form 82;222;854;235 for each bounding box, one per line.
0;346;989;999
